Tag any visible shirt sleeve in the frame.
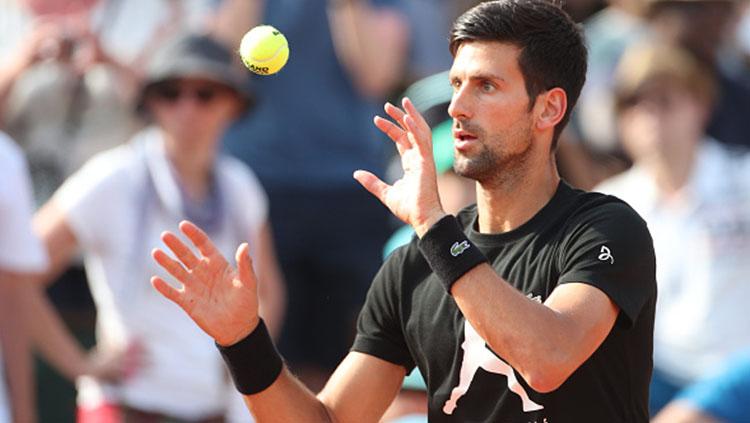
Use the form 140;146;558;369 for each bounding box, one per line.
351;247;415;371
557;200;656;328
0;142;48;271
52;148;132;251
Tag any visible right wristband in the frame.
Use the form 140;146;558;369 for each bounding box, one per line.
216;319;283;395
418;215;489;293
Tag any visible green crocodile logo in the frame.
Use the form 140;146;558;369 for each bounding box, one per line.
450;240;470;257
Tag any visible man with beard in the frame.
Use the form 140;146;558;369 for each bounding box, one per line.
150;1;657;422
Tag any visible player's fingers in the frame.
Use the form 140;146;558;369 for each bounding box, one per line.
374;116;410;153
235;243;256;288
402;98;434;156
402;97;430;132
353;170;390;205
152;248;192;284
404;114;434;159
384;102;407;129
151;276;184;306
179;220;223;260
161;231;200;269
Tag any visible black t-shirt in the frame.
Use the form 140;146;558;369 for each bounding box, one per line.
352;182;656;423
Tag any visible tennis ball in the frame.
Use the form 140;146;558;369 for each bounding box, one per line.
239;25;289;75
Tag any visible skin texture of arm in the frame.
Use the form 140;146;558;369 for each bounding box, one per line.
0;271;37;423
27;201;90;379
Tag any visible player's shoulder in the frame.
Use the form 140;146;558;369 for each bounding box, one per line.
563;185;650;240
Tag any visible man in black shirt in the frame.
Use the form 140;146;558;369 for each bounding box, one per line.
150;1;657;421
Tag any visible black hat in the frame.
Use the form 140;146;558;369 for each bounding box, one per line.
138;32;253;110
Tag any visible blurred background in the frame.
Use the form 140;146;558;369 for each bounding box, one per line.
1;0;750;421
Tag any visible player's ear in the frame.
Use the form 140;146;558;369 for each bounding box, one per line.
534;87;566;132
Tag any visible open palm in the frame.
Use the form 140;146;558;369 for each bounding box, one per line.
151;221;260;346
354;98;446;237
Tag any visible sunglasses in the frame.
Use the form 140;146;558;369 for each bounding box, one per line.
152;82;229;105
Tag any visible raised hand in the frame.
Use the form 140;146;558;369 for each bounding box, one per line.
354;97;447;237
151;221;259;346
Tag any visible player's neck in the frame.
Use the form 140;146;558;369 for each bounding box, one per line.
475;156;559;234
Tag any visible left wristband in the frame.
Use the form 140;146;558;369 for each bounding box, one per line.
216;319;283;395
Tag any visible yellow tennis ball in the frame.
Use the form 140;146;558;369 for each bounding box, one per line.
239;25;289;75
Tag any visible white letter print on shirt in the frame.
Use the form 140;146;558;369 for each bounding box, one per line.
443;320;544;415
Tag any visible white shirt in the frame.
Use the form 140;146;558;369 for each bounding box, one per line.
596;140;750;383
54;127;267;418
0;132;48;423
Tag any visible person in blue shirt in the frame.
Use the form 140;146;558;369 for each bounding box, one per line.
653;350;750;423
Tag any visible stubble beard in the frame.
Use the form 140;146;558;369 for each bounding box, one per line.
452;121;534;186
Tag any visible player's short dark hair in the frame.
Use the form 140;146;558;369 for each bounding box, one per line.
449;0;587;149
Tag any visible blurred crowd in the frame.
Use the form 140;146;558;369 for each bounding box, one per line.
1;0;750;422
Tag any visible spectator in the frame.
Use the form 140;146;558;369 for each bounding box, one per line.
646;0;750;149
27;32;285;422
0;131;49;423
0;0;139;204
211;0;410;390
653;350;750;423
595;41;750;415
574;0;650;155
0;0;222;205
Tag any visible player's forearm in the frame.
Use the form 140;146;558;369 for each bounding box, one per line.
240;367;335;422
450;265;582;392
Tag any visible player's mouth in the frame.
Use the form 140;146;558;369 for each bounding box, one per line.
453;130;478;151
